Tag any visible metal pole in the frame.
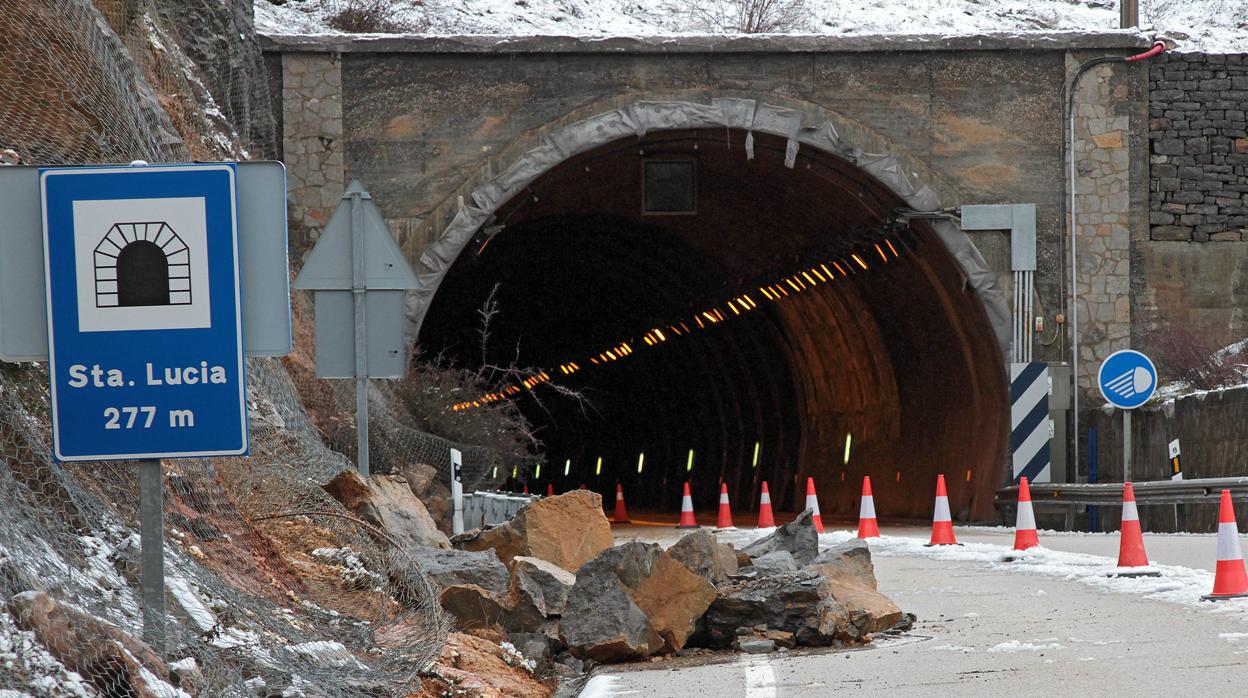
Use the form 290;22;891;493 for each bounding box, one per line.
139;459;166;655
451;447;465;535
1123;409;1132;483
350;189;369;477
1120;0;1138;28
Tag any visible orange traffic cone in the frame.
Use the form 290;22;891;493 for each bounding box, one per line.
927;474;958;546
715;483;736;529
1115;482;1153;571
857;476;879;538
546;483;555;497
757;481;776;529
1203;489;1248;600
805;477;825;533
612;483;630;524
676;482;700;529
522;484;529;494
1013;476;1040;551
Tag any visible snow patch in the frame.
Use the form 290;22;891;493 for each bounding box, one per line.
987;640;1064;653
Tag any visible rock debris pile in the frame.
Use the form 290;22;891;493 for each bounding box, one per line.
415;491;909;678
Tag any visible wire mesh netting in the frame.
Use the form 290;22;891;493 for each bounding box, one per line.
0;0;518;694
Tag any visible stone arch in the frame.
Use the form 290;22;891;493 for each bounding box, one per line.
405;95;1010;359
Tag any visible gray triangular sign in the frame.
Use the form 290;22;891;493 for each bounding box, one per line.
293;180;420;291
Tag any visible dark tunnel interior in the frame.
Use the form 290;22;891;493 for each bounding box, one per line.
417;129;1009;521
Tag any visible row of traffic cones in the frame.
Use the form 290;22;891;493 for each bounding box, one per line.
1010;476;1248;600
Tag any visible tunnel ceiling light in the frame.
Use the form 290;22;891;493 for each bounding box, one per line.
637;452;645;474
844;433;852;465
450;235;909;411
564;459;571;476
513;465;519;479
535;463;542;479
752;441;761;468
596;456;603;476
687;449;695;472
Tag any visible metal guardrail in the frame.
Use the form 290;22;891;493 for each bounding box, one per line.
995;477;1248;507
461;491;541;530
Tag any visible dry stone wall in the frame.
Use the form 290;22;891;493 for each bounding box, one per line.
1149;53;1248;242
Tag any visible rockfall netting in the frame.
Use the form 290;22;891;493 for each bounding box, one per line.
0;1;482;695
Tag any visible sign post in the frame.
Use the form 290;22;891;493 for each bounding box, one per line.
293;180;420;477
1097;349;1158;483
36;162;272;654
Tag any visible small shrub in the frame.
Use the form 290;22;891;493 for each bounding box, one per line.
1145;321;1248;391
668;0;810;34
323;0;418;33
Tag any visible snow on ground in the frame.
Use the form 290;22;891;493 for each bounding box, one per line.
256;0;1248;54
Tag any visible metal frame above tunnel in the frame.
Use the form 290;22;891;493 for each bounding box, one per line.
411;97;1013;521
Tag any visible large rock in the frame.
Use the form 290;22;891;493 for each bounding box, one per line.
411;546;509;594
560;542;715;662
701;561;901;648
810;539;878;589
749;550;798;575
509;555;575;617
439;584;516;632
667;530;739;585
398;461;439;498
741;509;818;565
323;469;451;550
455;490;612;572
7;591;172;697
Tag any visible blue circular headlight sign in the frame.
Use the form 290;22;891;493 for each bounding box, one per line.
1097;349;1158;410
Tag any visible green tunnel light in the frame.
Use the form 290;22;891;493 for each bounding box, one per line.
752;441;761;468
564;459;571;476
512;465;518;479
637;452;645;474
535;463;542;479
844;433;853;465
492;466;498;479
596;456;603;476
687;449;695;472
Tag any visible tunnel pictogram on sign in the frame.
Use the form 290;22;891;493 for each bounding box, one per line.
94;222;191;308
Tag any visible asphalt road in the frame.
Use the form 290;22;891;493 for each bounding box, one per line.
582;522;1248;697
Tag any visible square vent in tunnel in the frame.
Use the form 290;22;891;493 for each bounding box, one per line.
643;160;696;214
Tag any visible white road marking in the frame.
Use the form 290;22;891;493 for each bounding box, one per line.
578;674;638;697
743;659;779;698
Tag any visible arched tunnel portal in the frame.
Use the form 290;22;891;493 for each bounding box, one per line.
418;128;1009;522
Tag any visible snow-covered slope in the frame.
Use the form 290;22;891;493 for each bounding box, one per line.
257;0;1248;53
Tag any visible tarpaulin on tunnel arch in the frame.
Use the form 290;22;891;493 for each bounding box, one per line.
405;97;1012;363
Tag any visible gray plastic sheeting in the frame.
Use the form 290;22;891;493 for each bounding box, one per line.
406;98;1012;360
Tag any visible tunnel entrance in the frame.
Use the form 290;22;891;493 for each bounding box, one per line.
418;128;1008;521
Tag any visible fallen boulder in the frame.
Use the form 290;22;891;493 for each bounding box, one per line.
810;538;877;589
509;555;575;617
560;542;715;661
701;568;898;648
741;509;818;565
455;490;613;572
323;469;451;550
667;530;739;585
7;591;173;698
411;546;510;595
749;550;798;575
439;584;517;633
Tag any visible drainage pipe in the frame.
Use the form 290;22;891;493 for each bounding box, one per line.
1066;39;1166;480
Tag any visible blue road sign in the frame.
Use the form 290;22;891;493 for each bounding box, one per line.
1097;349;1158;410
41;164;247;461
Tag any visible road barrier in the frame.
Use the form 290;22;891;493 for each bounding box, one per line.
996;477;1248;507
461;491;541;530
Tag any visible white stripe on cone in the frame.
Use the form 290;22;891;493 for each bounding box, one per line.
1016;500;1036;531
760;491;771;505
859;494;876;519
1218;521;1244;562
681;495;694;511
1122;499;1139;522
807;493;822;516
720;492;729;504
933;496;951;522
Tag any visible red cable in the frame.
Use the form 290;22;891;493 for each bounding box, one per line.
1124;40;1167;62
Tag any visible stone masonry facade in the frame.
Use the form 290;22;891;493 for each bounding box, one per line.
281;52;345;249
1150;53;1248;242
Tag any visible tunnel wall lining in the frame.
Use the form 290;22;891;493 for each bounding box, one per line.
405;97;1012;361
